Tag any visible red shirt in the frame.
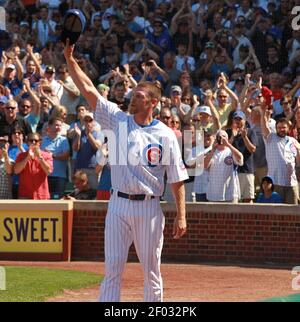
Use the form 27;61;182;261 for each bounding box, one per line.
16;150;53;200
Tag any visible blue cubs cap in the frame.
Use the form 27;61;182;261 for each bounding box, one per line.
61;9;86;45
233;110;246;120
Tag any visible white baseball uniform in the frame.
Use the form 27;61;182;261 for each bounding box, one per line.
95;95;188;302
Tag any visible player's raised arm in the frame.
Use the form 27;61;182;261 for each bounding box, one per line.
63;39;100;110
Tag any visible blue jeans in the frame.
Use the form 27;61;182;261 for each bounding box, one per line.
48;177;66;199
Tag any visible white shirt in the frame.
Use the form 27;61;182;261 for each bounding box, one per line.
206;148;243;201
60;76;81;115
32;19;56;47
175;55;196;72
95;96;188;195
264;133;299;187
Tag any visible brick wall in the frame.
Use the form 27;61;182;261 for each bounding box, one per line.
72;202;300;265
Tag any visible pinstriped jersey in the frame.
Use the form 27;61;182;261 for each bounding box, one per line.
95;96;188;195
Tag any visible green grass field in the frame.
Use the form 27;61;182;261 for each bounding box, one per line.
0;266;102;302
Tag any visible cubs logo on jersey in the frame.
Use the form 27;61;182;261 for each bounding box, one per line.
143;144;163;167
224;156;233;166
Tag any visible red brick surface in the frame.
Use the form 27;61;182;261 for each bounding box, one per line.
71;204;300;265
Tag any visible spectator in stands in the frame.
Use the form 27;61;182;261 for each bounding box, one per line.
16;78;41;132
43;65;63;101
32;5;56;49
57;64;81;124
8;126;28;199
0;99;32;137
63;170;96;200
0;61;23;97
186;128;215;202
72;112;103;190
205;130;243;203
212;74;239;128
146;17;173;63
227;111;257;203
41;117;70;199
14;132;53;200
0;135;13;199
42;105;70;136
110;81;131;112
256;175;283;203
261;106;300;204
95;142;111;200
160;107;172;128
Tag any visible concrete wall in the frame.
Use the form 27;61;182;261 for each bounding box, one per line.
72;202;300;265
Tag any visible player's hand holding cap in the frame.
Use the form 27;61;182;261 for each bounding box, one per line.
61;9;86;45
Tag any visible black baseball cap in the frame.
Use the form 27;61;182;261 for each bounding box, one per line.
61;9;86;45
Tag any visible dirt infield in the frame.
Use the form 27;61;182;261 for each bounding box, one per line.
0;261;297;302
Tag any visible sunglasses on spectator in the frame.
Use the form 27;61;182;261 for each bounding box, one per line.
21;104;31;108
28;139;40;143
13;131;22;135
218;95;227;98
162;115;171;119
6;106;16;110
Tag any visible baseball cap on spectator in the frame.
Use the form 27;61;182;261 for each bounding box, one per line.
205;42;215;49
194;105;212;116
97;84;109;91
0;135;9;142
235;77;245;84
45;65;55;74
153;17;164;25
233;111;246;120
216;129;228;139
6;64;16;70
171;85;182;95
234;64;245;71
0;96;8;104
20;21;29;28
61;9;86;45
261;86;273;106
83;112;94;121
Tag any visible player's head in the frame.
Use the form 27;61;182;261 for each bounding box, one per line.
129;81;161;115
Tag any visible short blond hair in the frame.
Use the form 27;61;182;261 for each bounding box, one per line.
136;81;162;101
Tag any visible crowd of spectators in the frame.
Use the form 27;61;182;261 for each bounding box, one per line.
0;0;300;204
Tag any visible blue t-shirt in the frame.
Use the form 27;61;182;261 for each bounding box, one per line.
41;135;70;178
75;130;103;170
256;192;283;204
3;78;22;97
8;144;28;185
97;164;112;191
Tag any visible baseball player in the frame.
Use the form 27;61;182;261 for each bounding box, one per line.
64;40;188;302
